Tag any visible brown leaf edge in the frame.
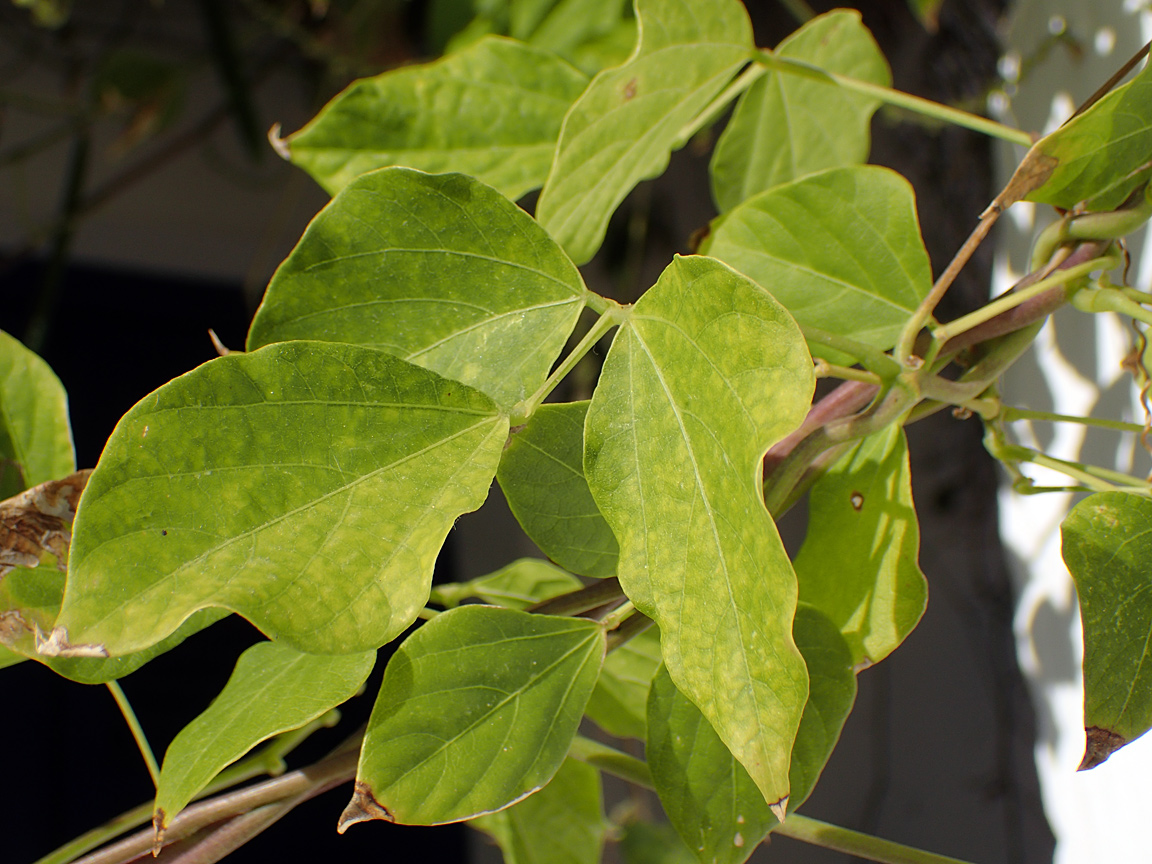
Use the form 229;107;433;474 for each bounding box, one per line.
337;780;394;833
1078;725;1128;771
0;469;92;580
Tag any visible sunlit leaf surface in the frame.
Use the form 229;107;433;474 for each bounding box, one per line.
55;341;506;656
585;254;814;809
646;607;855;864
286;37;588;199
710;10;889;213
248;168;587;409
702;166;931;364
536;0;754;263
344;605;604;825
154;641;376;829
794;426;926;666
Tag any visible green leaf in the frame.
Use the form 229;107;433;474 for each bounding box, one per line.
0;644;24;670
498;402;619;578
585;624;660;738
1061;492;1152;769
584;254;814;811
284;37;589;200
709;10;889;213
701;166;932;364
53;341;507;657
471;757;606;864
536;0;754;264
154;641;376;830
646;607;855;864
341;605;604;826
1025;61;1152;210
430;557;582;610
794;426;926;667
0;330;74;499
524;0;631;73
247;168;587;410
618;820;698;864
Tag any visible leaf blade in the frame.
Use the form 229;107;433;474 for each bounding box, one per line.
1061;492;1152;768
584;254;814;809
247;168;586;410
702;166;932;364
794;426;927;666
154;641;376;829
343;605;605;826
709;10;890;213
286;37;589;200
536;0;754;264
646;606;856;864
54;341;507;656
498;401;619;578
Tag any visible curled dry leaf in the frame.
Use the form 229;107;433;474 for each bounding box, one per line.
0;470;91;580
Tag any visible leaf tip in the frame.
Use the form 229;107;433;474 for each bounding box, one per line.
337;781;393;833
34;625;108;658
268;123;290;161
1078;726;1127;770
151;810;166;857
768;795;788;823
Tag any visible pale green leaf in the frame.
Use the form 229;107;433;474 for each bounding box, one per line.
430;557;582;610
794;426;926;666
0;329;74;499
567;19;637;76
585;624;660;738
1025;60;1152;210
343;605;604;825
619;820;697;864
536;0;754;264
710;10;890;213
247;168;586;410
584;254;814;809
647;606;856;864
701;166;932;364
498;401;619;578
155;641;376;830
471;757;605;864
285;37;588;200
523;0;630;67
54;341;507;657
0;644;24;670
1;547;225;681
1062;492;1152;768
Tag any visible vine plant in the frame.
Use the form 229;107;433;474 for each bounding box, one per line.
4;2;1152;863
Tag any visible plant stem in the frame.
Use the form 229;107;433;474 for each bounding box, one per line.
934;255;1119;343
814;359;882;385
71;749;359;864
514;305;626;423
606;610;653;652
674;62;767;147
565;738;981;864
896;211;1001;364
34;713;339;864
599;600;636;630
774;814;978;864
528;577;625;617
1002;407;1147;434
568;736;654;789
106;681;160;789
801;325;902;377
757;52;1032;146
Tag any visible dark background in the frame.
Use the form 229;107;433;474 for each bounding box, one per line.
1;1;1055;862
